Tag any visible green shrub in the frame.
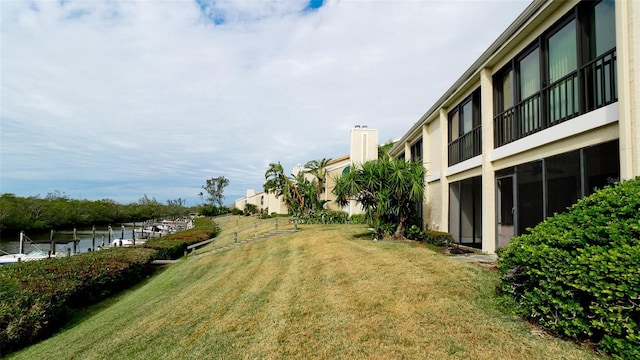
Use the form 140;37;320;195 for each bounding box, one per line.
298;210;348;224
407;225;425;241
144;229;218;259
348;213;368;224
497;177;640;359
406;225;453;246
424;230;453;246
143;218;219;259
0;248;157;356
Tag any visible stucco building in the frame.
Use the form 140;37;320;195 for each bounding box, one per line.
389;0;639;253
235;125;379;215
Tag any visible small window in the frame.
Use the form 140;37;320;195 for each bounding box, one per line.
589;0;616;59
519;48;540;100
410;139;423;162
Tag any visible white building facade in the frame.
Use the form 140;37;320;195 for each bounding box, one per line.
390;0;639;253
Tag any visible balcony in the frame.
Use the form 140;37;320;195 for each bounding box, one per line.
494;49;617;148
448;125;482;166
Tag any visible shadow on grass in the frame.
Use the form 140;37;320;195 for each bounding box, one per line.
59;266;168;331
351;231;375;240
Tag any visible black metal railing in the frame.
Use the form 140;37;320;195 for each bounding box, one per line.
448;125;482;166
581;48;617;112
493;49;617;148
546;71;579;125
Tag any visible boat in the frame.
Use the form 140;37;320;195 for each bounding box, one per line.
110;238;146;247
0;232;51;265
134;224;172;239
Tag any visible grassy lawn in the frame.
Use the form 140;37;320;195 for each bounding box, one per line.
8;223;599;359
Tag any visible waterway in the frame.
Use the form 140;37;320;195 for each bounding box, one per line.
0;223;142;255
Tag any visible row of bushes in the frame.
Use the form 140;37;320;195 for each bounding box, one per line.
497;177;640;359
143;217;219;259
0;217;220;356
0;248;157;356
297;209;349;224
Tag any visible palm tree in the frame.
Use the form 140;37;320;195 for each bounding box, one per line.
303;158;331;195
333;157;425;239
263;162;304;213
378;141;395;161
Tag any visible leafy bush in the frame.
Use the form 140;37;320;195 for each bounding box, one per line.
0;248;157;356
407;225;453;246
407;225;425;241
348;213;368;224
497;177;640;359
423;230;453;246
144;229;218;259
298;210;348;224
144;218;219;259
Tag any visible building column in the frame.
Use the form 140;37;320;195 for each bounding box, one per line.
616;0;640;179
421;124;429;229
480;67;497;254
439;108;449;232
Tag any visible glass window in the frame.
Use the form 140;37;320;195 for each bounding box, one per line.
548;19;577;83
462;100;473;134
546;151;581;216
584;140;620;195
500;70;513;111
449;110;459;141
411;139;422;162
519;48;540;99
547;19;578;123
590;0;616;59
517;161;543;235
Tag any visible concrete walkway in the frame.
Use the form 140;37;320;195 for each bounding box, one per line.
448;253;498;263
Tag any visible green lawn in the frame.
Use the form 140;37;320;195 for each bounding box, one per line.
9;223;600;359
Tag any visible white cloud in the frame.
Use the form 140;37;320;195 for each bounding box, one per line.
1;0;530;205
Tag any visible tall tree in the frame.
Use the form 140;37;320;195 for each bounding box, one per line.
202;176;229;208
333;158;425;239
303;158;331;195
378;141;395;161
263;162;304;213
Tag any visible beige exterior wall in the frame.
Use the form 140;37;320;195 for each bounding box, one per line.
350;126;378;165
390;0;638;254
234;189;288;215
323;155;350;212
617;0;640;179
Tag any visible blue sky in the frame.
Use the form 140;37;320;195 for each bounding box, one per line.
1;0;529;206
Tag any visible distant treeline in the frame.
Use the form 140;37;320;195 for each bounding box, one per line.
0;192;197;232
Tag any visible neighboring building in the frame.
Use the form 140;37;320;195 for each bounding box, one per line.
234;189;288;215
390;0;639;254
235;125;379;216
324;125;379;216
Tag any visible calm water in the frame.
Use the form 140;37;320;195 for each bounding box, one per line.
0;223;142;255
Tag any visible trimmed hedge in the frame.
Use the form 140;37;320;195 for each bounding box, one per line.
0;248;157;356
0;217;220;356
143;218;219;259
497;177;640;359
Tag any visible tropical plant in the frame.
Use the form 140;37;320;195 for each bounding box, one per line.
292;171;328;212
332;158;425;239
304;158;331;195
244;203;258;215
263;162;304;214
378;140;395;161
